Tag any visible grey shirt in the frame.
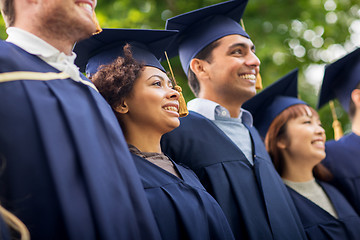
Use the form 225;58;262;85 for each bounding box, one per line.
283;178;338;218
187;98;253;165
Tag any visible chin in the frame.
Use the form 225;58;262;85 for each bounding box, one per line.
170;120;180;130
163;120;180;134
314;153;326;163
76;28;96;41
78;20;97;38
241;88;256;100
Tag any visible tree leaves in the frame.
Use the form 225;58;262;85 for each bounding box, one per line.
1;0;359;139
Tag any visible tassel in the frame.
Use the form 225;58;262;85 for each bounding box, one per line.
332;119;343;141
164;51;189;117
241;19;262;90
329;100;343;140
92;10;102;35
0;204;30;240
240;19;246;31
173;85;189;117
256;72;263;90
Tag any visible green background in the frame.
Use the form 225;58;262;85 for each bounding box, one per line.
1;0;359;140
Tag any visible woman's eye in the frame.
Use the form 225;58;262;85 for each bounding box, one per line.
303;121;311;124
153;81;162;87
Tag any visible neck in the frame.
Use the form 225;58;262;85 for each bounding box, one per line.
281;156;316;182
37;33;74;55
29;27;74;55
198;94;242;118
123;125;163;153
13;21;76;55
220;103;241;118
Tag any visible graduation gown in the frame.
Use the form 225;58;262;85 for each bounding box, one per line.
0;41;161;240
287;181;360;240
161;111;306;240
322;133;360;215
132;153;235;240
0;214;10;240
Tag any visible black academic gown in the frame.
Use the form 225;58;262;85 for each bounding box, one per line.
132;153;235;240
0;41;161;240
0;214;10;240
161;111;306;240
322;133;360;215
287;181;360;240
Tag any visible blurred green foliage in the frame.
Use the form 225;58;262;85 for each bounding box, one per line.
1;0;359;139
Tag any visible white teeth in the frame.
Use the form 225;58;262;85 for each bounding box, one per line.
240;74;256;80
164;106;178;112
78;3;92;12
312;140;324;144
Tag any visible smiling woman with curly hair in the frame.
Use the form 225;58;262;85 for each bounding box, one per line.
75;28;235;240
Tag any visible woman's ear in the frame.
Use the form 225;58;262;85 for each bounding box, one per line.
114;100;129;114
276;137;287;150
190;58;209;81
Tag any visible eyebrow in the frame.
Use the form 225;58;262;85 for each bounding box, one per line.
146;75;165;81
228;43;256;52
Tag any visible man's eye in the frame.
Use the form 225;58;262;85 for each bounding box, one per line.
232;49;242;54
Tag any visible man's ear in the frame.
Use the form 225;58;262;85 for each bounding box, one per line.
189;58;209;81
351;89;360;107
114;100;129;114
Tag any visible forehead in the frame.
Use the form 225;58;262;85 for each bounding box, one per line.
140;66;169;80
216;34;254;49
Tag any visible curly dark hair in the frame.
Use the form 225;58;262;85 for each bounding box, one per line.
91;44;144;123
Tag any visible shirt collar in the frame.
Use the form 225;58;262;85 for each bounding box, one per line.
187;98;253;126
6;27;77;64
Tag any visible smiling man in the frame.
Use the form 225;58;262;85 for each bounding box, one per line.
161;1;307;239
0;0;161;239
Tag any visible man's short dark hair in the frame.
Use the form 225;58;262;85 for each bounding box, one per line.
0;0;15;27
187;40;220;97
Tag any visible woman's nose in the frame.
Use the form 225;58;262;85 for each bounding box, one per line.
167;87;180;100
315;124;325;136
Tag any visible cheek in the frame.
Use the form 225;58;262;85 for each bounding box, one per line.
226;59;245;74
139;91;165;110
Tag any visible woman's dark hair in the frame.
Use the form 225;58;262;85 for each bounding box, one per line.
91;44;144;123
265;104;333;181
187;39;220;97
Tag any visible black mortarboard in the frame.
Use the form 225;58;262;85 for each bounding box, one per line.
165;0;249;75
317;48;360;113
73;28;178;76
243;69;306;138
